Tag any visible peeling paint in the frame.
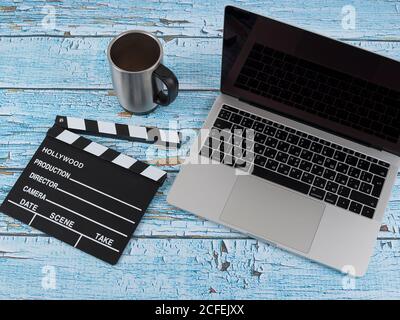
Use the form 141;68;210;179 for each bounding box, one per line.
159;18;190;25
0;6;17;12
221;261;230;271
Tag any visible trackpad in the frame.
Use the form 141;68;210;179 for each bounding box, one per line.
220;175;325;253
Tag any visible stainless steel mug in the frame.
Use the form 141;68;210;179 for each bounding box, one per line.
107;30;179;114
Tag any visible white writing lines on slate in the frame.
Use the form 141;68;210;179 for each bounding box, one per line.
56;187;136;224
45;198;128;237
74;235;83;248
7;200;120;253
69;177;142;212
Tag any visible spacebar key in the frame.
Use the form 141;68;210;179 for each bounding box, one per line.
252;165;311;194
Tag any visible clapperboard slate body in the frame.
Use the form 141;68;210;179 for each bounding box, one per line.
0;122;167;264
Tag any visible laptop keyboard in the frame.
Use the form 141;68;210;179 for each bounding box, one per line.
235;43;400;143
199;104;390;219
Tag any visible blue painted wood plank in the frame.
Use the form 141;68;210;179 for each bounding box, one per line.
1;170;398;238
0;236;399;299
0;0;400;39
1;38;400;89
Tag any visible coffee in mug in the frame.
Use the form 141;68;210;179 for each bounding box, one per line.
107;30;179;114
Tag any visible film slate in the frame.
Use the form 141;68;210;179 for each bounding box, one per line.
55;115;182;148
0;125;167;264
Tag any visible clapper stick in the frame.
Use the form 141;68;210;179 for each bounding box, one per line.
55;115;181;148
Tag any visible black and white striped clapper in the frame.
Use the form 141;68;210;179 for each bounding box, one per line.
55;115;181;148
0;125;167;264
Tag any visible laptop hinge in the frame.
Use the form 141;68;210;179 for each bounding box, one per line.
238;97;382;152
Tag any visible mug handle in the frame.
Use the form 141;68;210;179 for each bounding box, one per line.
153;64;179;106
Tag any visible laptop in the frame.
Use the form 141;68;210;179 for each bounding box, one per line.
167;6;400;276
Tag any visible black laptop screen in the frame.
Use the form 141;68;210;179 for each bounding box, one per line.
221;6;400;156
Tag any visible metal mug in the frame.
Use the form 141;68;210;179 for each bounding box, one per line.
107;30;179;114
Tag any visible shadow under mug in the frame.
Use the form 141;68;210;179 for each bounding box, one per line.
107;30;179;114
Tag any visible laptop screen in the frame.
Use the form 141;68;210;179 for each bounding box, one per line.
221;6;400;156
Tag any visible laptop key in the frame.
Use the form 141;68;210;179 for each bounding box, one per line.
300;149;313;161
337;197;350;210
326;181;339;193
338;185;351;197
360;182;372;194
218;109;231;120
309;187;326;200
345;155;358;166
347;178;360;190
336;163;349;174
252;165;310;194
323;168;335;180
333;150;346;162
254;155;267;167
360;171;373;183
310;142;323;153
276;151;289;163
348;167;361;179
349;201;362;214
214;118;232;130
287;134;300;145
299;160;312;172
277;163;290;175
277;141;290;152
252;122;265;132
324;158;337;170
301;172;315;184
241;117;254;128
311;164;324;176
325;192;338;205
313;177;327;189
254;132;267;144
371;175;385;197
265;137;278;148
322;146;335;158
350;190;378;208
264;126;277;136
288;145;301;156
266;159;279;171
312;154;325;165
369;163;388;177
357;159;370;171
298;138;311;149
254;143;265;155
264;147;277;159
289;168;302;180
335;173;348;185
275;130;288;141
361;206;375;219
287;155;301;167
229;113;243;124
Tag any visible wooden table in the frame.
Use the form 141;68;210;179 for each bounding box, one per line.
0;0;399;299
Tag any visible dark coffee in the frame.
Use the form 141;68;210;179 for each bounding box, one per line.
110;33;161;72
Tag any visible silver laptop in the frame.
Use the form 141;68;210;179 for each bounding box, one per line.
168;6;400;276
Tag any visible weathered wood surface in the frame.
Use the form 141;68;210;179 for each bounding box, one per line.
1;38;400;90
1;0;400;299
1;237;400;299
1;0;400;40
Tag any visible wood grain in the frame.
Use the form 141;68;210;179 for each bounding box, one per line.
1;236;400;299
1;0;400;39
1;0;400;299
1;38;400;90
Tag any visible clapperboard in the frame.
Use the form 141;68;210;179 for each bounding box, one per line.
0;116;180;264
